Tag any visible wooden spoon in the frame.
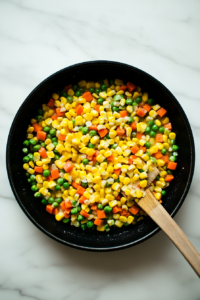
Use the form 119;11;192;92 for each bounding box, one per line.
137;188;200;277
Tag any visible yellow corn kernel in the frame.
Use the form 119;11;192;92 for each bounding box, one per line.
155;192;162;200
27;126;34;133
27;134;33;139
52;93;59;100
123;177;130;185
23;163;29;170
119;216;127;223
136;190;143;198
115;79;123;86
162;117;169;125
39;187;48;196
107;90;116;97
86;148;95;156
120;197;126;204
78;80;86;87
149;110;157;118
140;180;147;188
105;194;115;201
97;225;105;232
115;220;123;228
154;119;161;127
99;91;107;99
139;172;148;179
142;92;148;102
169;132;176;140
160;171;167;178
163;143;169;150
55;212;64;221
29;161;34;168
142;154;149;161
157;159;165;167
109;200;118;208
127;216;134;224
31;118;37;124
36;183;43;189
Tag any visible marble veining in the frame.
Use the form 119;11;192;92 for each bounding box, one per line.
0;0;200;299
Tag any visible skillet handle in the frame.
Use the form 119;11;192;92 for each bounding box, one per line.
138;189;200;277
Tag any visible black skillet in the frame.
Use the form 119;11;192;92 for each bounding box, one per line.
6;61;195;251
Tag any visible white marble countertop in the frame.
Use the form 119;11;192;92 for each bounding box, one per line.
0;0;200;299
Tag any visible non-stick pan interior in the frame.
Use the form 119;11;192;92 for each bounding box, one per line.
6;61;195;251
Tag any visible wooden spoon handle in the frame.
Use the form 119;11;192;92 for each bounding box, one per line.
138;189;200;277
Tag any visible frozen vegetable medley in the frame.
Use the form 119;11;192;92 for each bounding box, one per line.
22;79;178;231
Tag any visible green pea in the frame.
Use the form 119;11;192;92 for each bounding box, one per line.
54;154;60;160
72;119;75;127
150;157;157;164
71;200;77;207
72;84;78;91
75;90;81;97
89;130;97;137
111;101;114;108
55;185;61;190
88;143;95;148
41;199;48;205
104;206;112;213
156;175;160;180
62;92;67;97
31;180;37;186
161;149;167;155
34;192;41;198
136;97;142;104
63;182;70;189
104;224;110;231
162;190;166;196
119;106;124;110
30;175;36;181
57;178;64;185
172;145;179;151
81;181;88;188
67;96;73;103
43;170;50;177
28;153;34;161
77;214;84;221
23;156;29;163
127;117;133;124
23;140;30;147
22;148;28;154
95;88;101;95
53;142;58;147
112;106;119;112
86;220;94;228
150;131;156;137
52;202;58;208
126;99;132;105
27;179;31;184
98;98;104;105
32;145;41;152
82;127;89;135
145;126;151;134
31;185;38;192
113;95;124;101
48;197;54;204
167;170;173;175
63;218;70;223
159;126;165;133
146;151;151;157
50;129;56;136
81;224;87;230
152;124;158;131
139;169;144;173
89;88;95;93
82;159;89;165
43;126;50;132
173;151;178;157
164;129;170;135
147;98;154;105
148;120;154;127
55;197;62;204
71;208;78;214
132;132;136;137
114;179;119;182
79;88;85;94
123;222;129;227
169;156;176;162
47;134;52;139
38;108;43;116
40;142;46;147
101;84;107;91
97;204;103;210
77;206;81;212
36;115;43;122
111;143;118;149
132;101;137;106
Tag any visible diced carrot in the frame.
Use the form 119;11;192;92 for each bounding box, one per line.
72;182;80;189
47;175;52;182
87;156;93;161
131;122;137;131
80;210;90;218
94;104;100;113
140;146;146;153
47;98;55;108
64;212;70;218
97;210;106;219
164;123;172;130
98;128;108;138
37;131;46;141
58;133;66;141
162;155;169;163
165;175;174;182
107;154;114;162
65;200;73;208
120;110;128;118
39;147;47;158
82;91;93;102
92;156;96;164
143;103;151;112
127;82;136;92
115;195;121;200
136;107;147;117
64;84;72;92
51;113;58;120
56;108;65;117
60;201;66;210
157;108;167;117
63;161;74;173
114;168;121;176
65;208;72;214
89;125;98;131
91;204;98;211
128;155;137;164
131;144;140;154
46;205;54;214
51;169;60;180
116;127;125;136
129;205;140;215
154;151;163;159
53;208;59;215
155;134;163;143
167;161;177;170
94;150;100;157
79;195;87;204
112;206;122;214
34;166;43;173
76;186;85;195
119;85;127;91
75;104;83;115
120;210;130;217
136;132;143;139
33;123;43;132
94;218;104;226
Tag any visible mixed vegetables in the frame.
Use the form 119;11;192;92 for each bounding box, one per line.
23;79;178;231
